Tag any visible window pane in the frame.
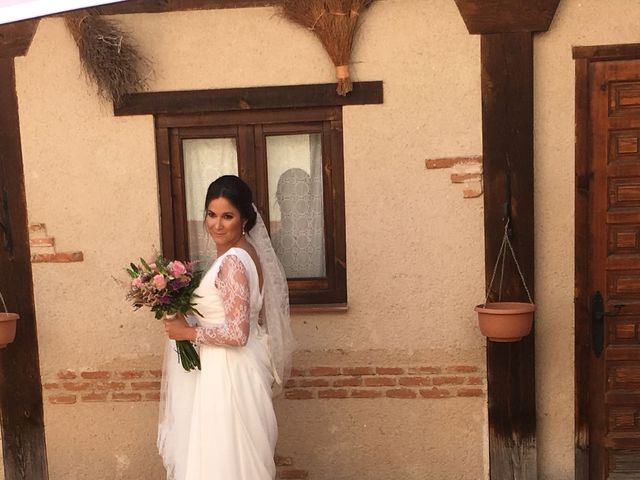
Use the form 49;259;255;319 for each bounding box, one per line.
267;133;326;278
183;138;238;267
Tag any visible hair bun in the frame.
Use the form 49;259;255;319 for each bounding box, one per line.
245;207;258;232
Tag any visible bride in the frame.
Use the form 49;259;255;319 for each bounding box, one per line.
158;175;295;480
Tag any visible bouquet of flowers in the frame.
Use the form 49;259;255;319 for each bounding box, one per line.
125;255;203;371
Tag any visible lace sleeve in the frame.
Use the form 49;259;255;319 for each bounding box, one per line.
194;254;250;347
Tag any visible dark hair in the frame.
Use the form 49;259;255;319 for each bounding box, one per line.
204;175;257;232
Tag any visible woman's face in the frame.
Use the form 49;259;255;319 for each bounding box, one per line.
205;197;245;251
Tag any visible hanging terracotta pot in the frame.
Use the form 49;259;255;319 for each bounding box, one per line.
475;302;535;342
0;312;19;348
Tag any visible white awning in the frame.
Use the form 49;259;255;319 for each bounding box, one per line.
0;0;127;25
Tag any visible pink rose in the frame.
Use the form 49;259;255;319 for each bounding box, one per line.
153;274;167;290
169;261;187;277
131;277;142;288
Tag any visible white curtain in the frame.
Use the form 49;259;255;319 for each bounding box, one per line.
183;138;238;268
269;134;325;278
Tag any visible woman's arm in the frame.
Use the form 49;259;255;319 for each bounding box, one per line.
198;255;251;346
163;255;251;346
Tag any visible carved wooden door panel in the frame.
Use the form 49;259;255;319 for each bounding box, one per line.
589;59;640;479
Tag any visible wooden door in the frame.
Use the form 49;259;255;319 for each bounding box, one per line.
588;58;640;479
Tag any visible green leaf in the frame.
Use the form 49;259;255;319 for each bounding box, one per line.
130;263;139;274
140;257;152;272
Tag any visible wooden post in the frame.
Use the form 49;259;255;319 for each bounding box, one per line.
453;1;560;478
482;32;536;478
0;19;49;480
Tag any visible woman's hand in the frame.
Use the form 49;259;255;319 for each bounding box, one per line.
163;313;196;342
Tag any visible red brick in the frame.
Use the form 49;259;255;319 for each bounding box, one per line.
445;365;479;374
149;370;163;378
144;392;161;401
364;377;396;387
112;392;142;402
275;455;292;467
42;382;60;390
350;389;383;398
277;469;308;479
284;389;313;400
308;367;340;377
432;376;465;386
463;185;483;199
49;394;77;404
467;376;484;385
62;382;92;391
298;378;329;388
81;392;108;402
457;388;484;397
341;366;375;376
95;381;126;391
80;370;111;379
131;381;161;390
56;370;77;380
407;366;442;374
318;389;348;399
451;172;482;183
29;236;55;247
376;367;405;375
386;388;417;399
29;223;46;233
31;252;84;263
290;368;306;377
116;370;144;379
419;388;451;399
333;377;361;387
425;156;482;169
284;379;297;388
399;376;432;386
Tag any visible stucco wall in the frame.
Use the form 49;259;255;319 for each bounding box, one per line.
14;1;489;479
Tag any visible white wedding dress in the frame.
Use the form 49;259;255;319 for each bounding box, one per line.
157;247;277;480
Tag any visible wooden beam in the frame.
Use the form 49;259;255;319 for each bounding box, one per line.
481;32;536;479
114;81;383;116
574;55;590;480
0;58;49;479
573;43;640;61
95;0;276;15
454;0;560;34
0;19;39;58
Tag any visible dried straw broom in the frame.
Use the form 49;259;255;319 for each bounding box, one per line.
280;0;375;96
64;11;150;104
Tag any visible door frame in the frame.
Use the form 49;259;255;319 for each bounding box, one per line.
573;42;640;480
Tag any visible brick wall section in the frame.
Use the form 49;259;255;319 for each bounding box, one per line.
44;369;162;404
284;364;485;400
44;364;485;404
29;223;84;263
425;155;483;198
275;455;308;480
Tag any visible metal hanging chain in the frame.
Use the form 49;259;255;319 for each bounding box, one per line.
0;290;7;314
484;218;534;305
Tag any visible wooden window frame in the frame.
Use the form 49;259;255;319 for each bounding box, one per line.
156;107;347;307
115;81;383;310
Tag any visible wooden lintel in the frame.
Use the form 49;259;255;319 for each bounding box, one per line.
454;0;560;34
95;0;275;15
481;32;537;479
0;58;49;479
114;81;383;116
573;43;640;61
0;19;39;58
